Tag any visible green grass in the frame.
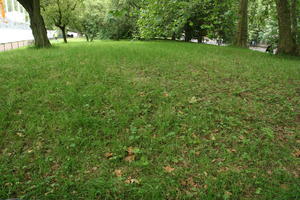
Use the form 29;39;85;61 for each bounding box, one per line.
0;40;299;200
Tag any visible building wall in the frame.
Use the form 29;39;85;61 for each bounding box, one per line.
0;0;33;43
1;0;29;24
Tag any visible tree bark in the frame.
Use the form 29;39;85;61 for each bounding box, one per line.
234;0;248;47
59;26;68;43
275;0;298;55
17;0;51;48
291;0;298;42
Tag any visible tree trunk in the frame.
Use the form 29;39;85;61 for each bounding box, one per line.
197;35;203;43
171;33;176;41
276;0;297;55
234;0;248;47
59;26;68;43
184;24;192;42
85;34;89;42
291;0;298;42
17;0;51;48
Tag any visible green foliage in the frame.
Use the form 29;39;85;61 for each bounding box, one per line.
137;0;237;42
248;0;278;44
41;0;81;29
71;0;105;41
0;40;300;199
100;0;143;40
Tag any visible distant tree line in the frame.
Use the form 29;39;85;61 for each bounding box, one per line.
17;0;300;56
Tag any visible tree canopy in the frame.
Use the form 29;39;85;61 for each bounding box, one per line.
18;0;299;55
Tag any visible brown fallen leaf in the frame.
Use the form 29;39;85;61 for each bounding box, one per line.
163;92;169;97
124;154;135;162
292;149;300;158
181;177;199;188
127;147;135;155
114;169;122;177
104;152;114;158
125;177;140;184
267;170;272;175
164;166;175;173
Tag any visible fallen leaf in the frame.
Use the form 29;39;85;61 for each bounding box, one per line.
125;177;140;184
92;167;98;171
16;132;24;137
114;169;122;177
164;166;175;173
292;149;300;158
124;155;135;162
163;92;169;97
229;149;237;153
104;152;114;158
189;96;198;104
181;177;199;188
127;147;135;155
267;170;272;175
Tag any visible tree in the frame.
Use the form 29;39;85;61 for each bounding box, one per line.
72;0;105;42
234;0;248;47
275;0;298;55
41;0;81;43
17;0;51;48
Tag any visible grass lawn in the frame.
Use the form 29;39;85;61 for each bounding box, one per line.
0;40;299;200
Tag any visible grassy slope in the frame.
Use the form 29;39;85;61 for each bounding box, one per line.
0;41;299;200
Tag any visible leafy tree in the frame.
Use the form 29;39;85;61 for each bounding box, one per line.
72;0;106;42
41;0;82;43
17;0;51;48
101;0;142;40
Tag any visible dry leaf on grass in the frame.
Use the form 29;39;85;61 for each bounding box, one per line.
189;96;198;104
164;166;175;173
127;147;135;155
163;92;169;97
125;177;140;184
124;155;135;162
124;147;137;162
181;177;199;188
114;169;122;177
16;132;24;137
292;149;300;158
104;152;114;158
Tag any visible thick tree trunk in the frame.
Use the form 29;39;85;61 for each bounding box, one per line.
276;0;297;55
17;0;51;48
234;0;248;47
59;26;68;43
184;24;193;42
291;0;298;42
